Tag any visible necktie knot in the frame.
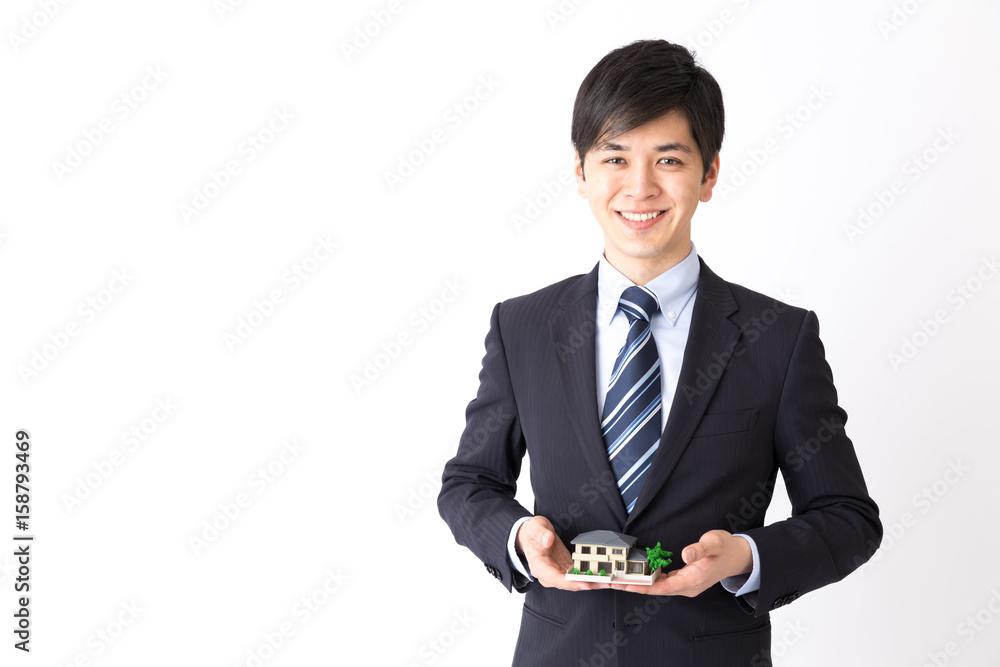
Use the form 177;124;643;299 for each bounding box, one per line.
619;286;660;324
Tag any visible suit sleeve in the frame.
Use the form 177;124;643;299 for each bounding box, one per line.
438;302;533;592
743;310;882;615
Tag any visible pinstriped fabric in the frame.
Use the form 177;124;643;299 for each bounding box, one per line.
601;285;662;514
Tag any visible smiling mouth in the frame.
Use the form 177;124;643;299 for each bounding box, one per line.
616;210;666;226
618;210;664;222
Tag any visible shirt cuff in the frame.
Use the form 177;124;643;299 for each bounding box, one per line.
507;516;534;581
720;534;761;596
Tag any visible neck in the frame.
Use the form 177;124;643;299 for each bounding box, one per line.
605;242;692;285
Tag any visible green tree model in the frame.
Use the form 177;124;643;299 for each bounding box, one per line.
646;542;673;570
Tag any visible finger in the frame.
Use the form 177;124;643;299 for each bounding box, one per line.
541;562;596;591
614;581;670;595
569;580;599;591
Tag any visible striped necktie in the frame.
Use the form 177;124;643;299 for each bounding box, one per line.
601;285;662;514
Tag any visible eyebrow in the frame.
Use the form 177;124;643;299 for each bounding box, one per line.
595;141;694;155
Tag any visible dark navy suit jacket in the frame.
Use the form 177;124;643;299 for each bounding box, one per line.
439;258;881;667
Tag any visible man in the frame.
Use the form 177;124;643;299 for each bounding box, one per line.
438;40;881;666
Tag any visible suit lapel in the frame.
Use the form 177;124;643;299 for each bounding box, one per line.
549;264;629;525
627;258;742;524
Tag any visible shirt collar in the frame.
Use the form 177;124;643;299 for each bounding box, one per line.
597;243;701;327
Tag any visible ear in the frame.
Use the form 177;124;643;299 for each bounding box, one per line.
699;152;721;203
574;149;588;198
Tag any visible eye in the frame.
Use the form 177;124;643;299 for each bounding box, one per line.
659;157;681;165
605;157;626;165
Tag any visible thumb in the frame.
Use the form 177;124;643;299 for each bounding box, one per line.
684;530;728;563
682;543;703;564
539;529;554;550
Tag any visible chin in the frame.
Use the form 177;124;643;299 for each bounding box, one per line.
620;241;666;258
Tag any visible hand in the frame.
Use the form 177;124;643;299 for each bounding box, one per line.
610;530;752;597
515;516;599;591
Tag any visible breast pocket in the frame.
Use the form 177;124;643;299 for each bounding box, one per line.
691;408;758;439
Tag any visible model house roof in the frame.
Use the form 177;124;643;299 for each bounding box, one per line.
571;530;636;549
628;549;649;563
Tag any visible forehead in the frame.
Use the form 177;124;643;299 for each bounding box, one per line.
593;111;696;152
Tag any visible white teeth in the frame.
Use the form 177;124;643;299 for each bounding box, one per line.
620;211;662;222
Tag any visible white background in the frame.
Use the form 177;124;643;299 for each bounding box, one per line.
2;0;999;665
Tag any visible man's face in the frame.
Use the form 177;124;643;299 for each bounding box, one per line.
575;111;719;283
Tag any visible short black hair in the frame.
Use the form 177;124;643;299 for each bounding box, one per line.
572;40;725;181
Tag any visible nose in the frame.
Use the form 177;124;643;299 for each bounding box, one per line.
621;162;658;199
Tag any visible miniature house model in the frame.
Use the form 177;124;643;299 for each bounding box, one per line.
565;530;662;585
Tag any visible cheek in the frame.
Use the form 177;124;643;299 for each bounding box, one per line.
596;181;619;205
589;198;609;222
586;185;613;211
668;180;702;206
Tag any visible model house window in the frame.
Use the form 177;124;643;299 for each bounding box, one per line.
581;546;591;554
596;547;606;555
580;561;590;572
612;548;622;555
615;562;624;570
